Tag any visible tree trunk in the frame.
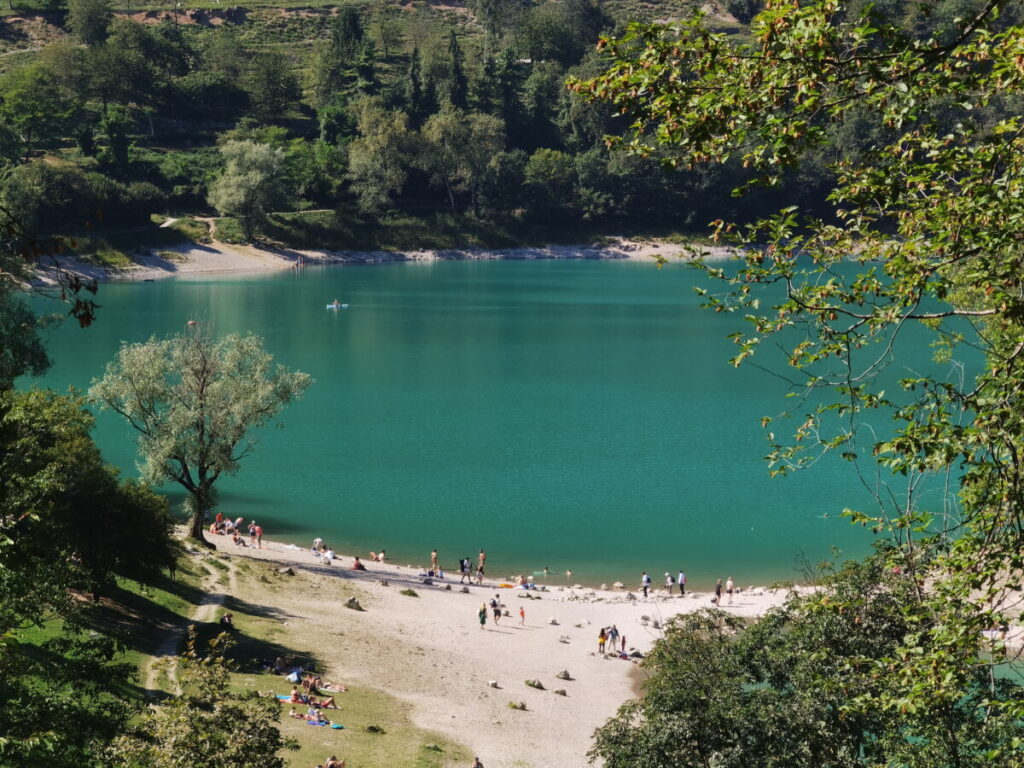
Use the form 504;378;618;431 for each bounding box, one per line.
187;497;215;548
445;177;456;213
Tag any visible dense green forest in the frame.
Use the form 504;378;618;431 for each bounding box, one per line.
0;0;1006;257
0;0;816;257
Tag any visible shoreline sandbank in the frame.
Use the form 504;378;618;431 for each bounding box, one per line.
32;237;739;285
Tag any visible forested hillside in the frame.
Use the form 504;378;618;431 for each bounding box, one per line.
0;0;1009;257
0;0;765;258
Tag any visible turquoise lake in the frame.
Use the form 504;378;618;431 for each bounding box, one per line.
30;258;957;588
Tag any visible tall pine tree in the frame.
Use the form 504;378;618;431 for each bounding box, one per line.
446;26;468;110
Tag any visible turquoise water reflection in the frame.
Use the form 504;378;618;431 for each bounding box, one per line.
31;259;960;587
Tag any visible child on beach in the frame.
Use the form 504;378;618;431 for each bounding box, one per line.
478;603;487;629
598;627;607;655
519;606;525;625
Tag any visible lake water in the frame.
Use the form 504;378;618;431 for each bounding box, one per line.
30;258;948;588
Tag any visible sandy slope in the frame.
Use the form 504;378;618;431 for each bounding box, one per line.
206;533;792;768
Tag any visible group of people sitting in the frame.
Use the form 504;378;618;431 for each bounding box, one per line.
310;539;386;570
310;538;336;562
208;513;262;548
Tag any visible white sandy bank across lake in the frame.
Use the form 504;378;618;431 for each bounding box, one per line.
34;237;738;284
205;533;794;768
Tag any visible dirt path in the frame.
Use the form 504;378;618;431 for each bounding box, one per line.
142;555;237;698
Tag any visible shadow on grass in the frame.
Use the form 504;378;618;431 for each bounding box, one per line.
191;619;318;675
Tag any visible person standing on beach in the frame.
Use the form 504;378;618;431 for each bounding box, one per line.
431;549;438;569
519;606;525;625
478;603;487;629
254;522;263;549
621;634;626;653
726;576;735;605
479;549;487;571
640;571;651;598
598;627;607;655
608;624;619;650
490;595;501;624
678;570;686;596
714;578;723;604
664;572;675;595
476;564;485;585
248;521;257;547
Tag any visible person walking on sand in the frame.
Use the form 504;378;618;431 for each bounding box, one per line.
490;595;501;625
478;548;487;571
726;576;735;605
519;606;525;625
665;572;675;595
678;570;686;596
431;549;438;569
248;521;257;547
640;571;651;598
254;522;263;549
478;603;487;629
598;627;607;655
714;578;723;605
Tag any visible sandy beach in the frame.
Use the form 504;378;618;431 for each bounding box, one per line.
32;237;736;285
200;532;797;768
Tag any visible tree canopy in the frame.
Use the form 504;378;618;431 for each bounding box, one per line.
592;548;1024;768
575;0;1024;750
90;328;311;543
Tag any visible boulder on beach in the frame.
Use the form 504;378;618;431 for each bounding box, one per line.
613;581;625;590
344;597;363;611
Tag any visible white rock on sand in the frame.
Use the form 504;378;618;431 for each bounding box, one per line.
206;534;790;768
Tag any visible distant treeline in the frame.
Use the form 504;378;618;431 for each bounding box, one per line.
0;0;1018;245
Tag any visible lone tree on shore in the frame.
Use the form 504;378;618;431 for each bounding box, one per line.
90;327;311;544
